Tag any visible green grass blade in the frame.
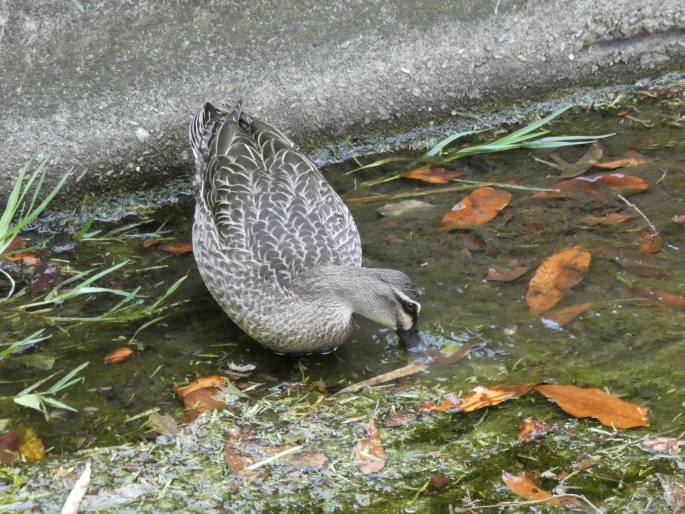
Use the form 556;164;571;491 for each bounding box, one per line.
495;105;573;145
48;361;89;394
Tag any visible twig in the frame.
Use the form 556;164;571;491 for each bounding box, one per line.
617;194;657;235
243;445;303;472
451;179;559;193
60;461;91;514
336;363;428;394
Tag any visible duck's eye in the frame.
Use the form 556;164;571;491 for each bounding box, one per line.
402;301;418;315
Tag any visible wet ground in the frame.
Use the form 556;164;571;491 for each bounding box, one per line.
1;88;685;512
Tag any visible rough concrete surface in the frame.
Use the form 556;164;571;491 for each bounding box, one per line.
0;0;683;198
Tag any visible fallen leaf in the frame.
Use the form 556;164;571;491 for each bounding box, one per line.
17;427;45;462
223;440;250;474
26;263;64;294
597;247;669;278
672;214;685;224
5;238;26;251
580;212;633;226
439;187;512;231
3;251;41;266
403;166;462;184
535;384;649;428
0;430;18;464
459;233;486;252
594;151;649;169
501;472;558;504
174;375;226;398
633;288;685;309
487;259;530;282
148;413;178;436
142;239;160;249
289;450;328;471
181;387;225;422
517;416;553;443
160;240;192;256
657;474;685;513
574;457;598;471
354;418;386;474
542;302;592;327
384;410;417;427
641;437;684;456
430;474;450;489
557;143;604;178
104;347;134;364
525;245;591;315
423;384;536;413
377;200;434;218
535;173;648;199
637;231;663;254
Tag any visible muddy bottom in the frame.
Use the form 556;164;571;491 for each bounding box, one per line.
1;88;684;512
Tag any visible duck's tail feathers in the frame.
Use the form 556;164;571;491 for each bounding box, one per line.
189;101;229;174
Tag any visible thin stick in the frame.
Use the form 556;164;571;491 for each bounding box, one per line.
617;194;657;235
336;363;428;394
243;444;303;472
345;184;473;204
60;461;91;514
451;179;559;193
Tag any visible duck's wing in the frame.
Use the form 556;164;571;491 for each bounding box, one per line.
198;106;362;287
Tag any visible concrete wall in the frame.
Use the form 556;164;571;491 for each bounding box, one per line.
1;0;683;197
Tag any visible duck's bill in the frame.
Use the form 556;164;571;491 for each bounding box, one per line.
396;326;425;352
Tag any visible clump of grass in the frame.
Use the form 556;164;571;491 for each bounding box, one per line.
11;361;89;418
0;158;71;299
350;105;614;187
0;330;51;361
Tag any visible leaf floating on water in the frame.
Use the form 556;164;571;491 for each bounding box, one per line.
591;173;648;195
580;212;633;226
487;259;530;282
174;375;226;398
535;173;647;199
525;245;591;315
439;187;512;231
633;288;685;309
104;346;134;364
422;384;536;413
534;384;649;428
517;416;553;443
542;302;592;327
160;240;193;256
354;418;386;474
557;142;604;178
403;166;462;184
597;247;669;278
594;150;649;170
636;231;663;254
641;437;685;456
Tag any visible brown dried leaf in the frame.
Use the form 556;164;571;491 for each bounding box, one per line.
633;288;685;309
657;474;685;513
580;212;633;226
104;346;134;364
597;247;670;278
354;419;386;474
423;384;536;413
595;151;650;169
223;440;250;474
642;437;685;456
148;412;178;436
502;472;556;502
26;263;64;294
439;187;512;231
525;245;591;315
558;143;604;178
17;427;45;463
160;240;193;256
535;384;649;428
174;375;226;398
542;302;592;327
0;430;18;464
517;416;553;443
403;167;462;184
3;252;41;266
181;387;225;422
637;231;663;254
487;259;530;282
430;474;450;489
289;450;328;471
142;238;160;249
384;409;417;427
535;173;647;199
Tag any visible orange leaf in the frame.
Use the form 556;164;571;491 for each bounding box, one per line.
403;167;462;184
424;384;536;413
439;187;512;231
6;238;26;251
181;387;225;423
160;240;193;256
487;259;530;282
174;375;226;398
542;302;592;327
535;173;647;199
594;151;649;169
3;252;41;266
517;416;553;443
142;238;160;249
592;173;648;194
535;384;649;428
525;245;591;315
502;472;569;505
17;427;45;463
104;346;134;364
580;213;633;226
354;419;386;474
636;231;663;254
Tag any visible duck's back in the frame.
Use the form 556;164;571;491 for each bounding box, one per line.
191;103;362;306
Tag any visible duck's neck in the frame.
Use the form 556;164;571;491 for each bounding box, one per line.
298;266;394;328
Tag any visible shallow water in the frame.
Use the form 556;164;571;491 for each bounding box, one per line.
2;93;685;510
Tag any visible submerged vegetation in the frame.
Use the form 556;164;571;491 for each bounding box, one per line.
1;87;685;512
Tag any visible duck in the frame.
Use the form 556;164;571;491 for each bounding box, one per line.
189;101;424;355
